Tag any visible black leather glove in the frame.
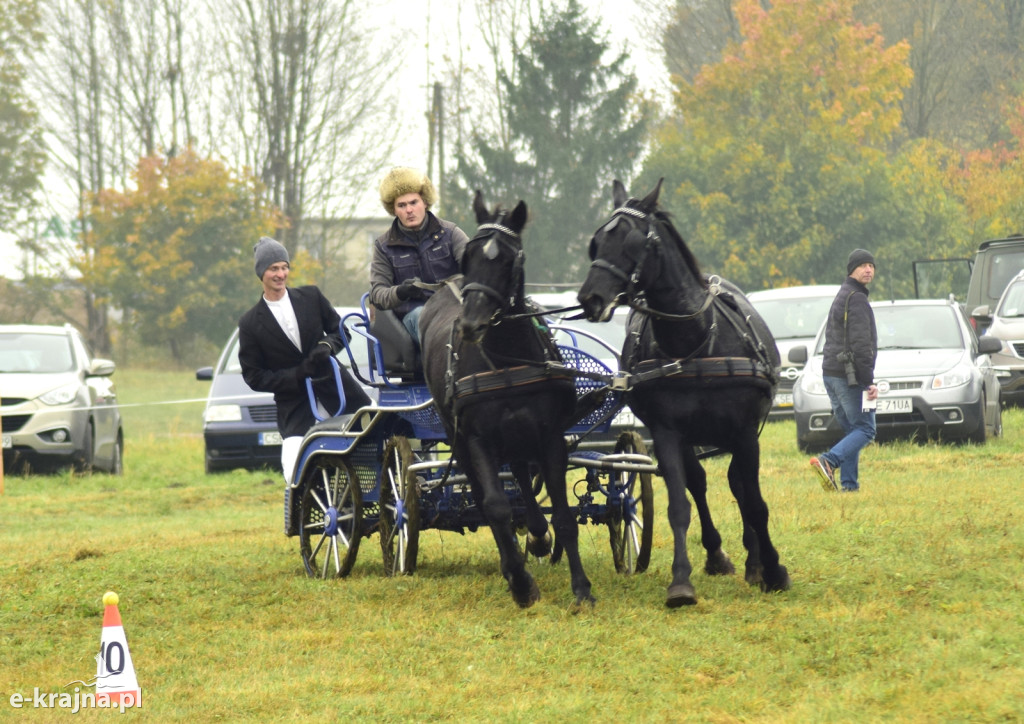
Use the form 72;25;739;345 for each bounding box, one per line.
294;357;318;383
309;342;334;377
395;278;426;301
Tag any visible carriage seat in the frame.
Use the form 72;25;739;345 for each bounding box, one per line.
369;305;423;381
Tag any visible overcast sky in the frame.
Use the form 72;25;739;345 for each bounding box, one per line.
1;0;667;280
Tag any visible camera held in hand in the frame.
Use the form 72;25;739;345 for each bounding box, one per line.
837;350;858;386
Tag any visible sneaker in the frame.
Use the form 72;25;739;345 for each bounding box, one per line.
810;457;838;492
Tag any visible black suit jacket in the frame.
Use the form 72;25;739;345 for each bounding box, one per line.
238;286;369;438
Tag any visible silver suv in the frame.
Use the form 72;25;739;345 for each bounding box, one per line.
978;269;1024;406
0;324;123;474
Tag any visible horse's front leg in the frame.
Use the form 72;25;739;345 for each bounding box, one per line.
510;461;552;558
655;430;697;607
727;434;791;593
682;447;735;577
538;444;594;609
460;437;539;607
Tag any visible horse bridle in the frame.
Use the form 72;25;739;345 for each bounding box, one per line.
590;204;718;323
460;219;525;319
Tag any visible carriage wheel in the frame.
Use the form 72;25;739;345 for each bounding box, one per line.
380;436;420;576
299;458;363;579
607;430;654;574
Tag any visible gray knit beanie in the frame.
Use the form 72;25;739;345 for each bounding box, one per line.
254;236;289;279
847;248;875;275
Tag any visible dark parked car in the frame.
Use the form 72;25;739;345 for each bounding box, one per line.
196;308;373;473
748;285;840;418
791;299;1002;451
966;233;1024;333
1;324;123;474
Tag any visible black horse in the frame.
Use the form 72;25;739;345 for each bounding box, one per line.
577;179;791;607
419;192;595;608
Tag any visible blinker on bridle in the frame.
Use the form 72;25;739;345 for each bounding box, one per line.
462;220;525;311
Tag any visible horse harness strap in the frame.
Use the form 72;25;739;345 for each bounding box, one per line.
628;356;775;390
452;363;576;412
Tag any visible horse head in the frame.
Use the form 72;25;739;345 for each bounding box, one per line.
577;179;665;322
459;191;528;344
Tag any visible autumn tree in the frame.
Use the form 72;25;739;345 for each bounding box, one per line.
948;96;1024;243
86;149;284;362
638;0;967;295
451;0;654;285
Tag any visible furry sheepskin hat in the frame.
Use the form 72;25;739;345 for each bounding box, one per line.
379;167;437;216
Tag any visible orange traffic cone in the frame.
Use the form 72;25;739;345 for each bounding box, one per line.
95;591;141;708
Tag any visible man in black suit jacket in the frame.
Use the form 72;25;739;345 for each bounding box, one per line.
238;236;370;485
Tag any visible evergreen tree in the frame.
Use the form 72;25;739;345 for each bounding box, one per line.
451;0;653;286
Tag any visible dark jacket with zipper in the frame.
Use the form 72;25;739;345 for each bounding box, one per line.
821;276;877;387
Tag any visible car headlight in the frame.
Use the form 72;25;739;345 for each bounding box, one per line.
39;383;81;406
205;404;243;422
932;365;972;390
800;375;828;395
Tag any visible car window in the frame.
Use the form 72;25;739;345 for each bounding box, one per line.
996;280;1024;318
987;250;1024;299
0;332;76;373
875;306;962;350
751;297;834;339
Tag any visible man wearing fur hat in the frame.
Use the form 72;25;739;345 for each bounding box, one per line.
239;236;370;485
369;167;470;345
810;249;879;493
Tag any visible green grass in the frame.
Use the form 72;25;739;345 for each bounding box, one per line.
2;368;1023;721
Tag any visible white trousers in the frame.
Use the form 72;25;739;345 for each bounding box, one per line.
281;436;303;486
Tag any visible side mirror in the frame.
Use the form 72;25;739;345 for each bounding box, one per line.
787;346;808;365
196;366;214;381
88;359;116;377
971;305;992;319
978;336;1002;355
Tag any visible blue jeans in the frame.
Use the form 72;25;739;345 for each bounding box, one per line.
822;375;876;491
401;305;424;349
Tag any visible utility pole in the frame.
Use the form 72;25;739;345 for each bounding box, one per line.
426;82;445;215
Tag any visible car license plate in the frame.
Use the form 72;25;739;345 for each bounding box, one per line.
773;392;794;408
2;434;11;449
877;397;912;413
259;431;283;446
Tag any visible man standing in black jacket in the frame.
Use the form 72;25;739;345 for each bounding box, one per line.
238;236;370;486
810;249;879;492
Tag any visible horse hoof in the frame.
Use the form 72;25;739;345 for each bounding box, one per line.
759;565;792;593
705;548;735;576
745;566;764;586
570;593;597;615
525;530;553;558
511;578;541;608
666;583;697;608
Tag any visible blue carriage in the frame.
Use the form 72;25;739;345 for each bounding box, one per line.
283;296;656;579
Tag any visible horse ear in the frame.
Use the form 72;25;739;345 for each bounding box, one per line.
473;190;488;223
640;178;663;210
612;179;627;208
509;200;528;233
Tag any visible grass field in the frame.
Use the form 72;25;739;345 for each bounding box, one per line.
2;368;1023;722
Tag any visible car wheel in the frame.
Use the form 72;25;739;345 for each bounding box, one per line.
991;397;1003;438
108;432;124;475
74;422;95;473
968;396;988;445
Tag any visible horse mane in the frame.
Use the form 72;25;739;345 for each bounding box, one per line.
643;205;706;290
